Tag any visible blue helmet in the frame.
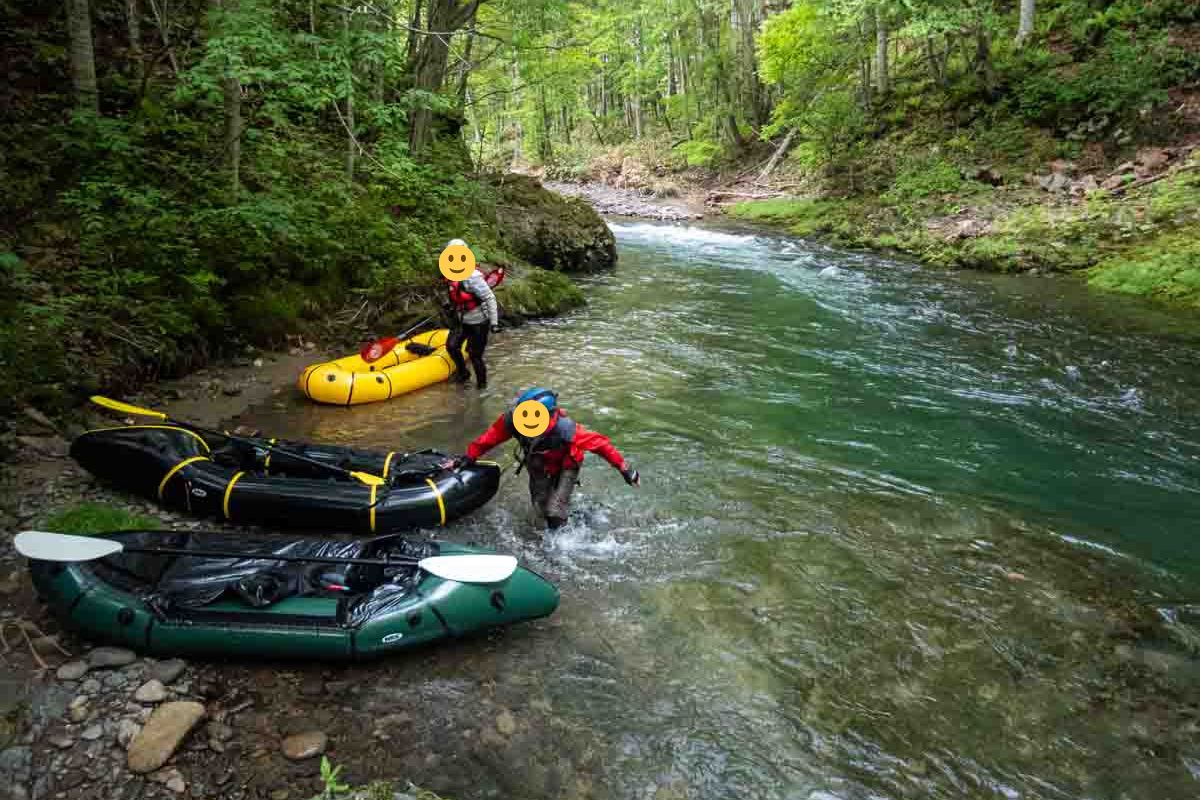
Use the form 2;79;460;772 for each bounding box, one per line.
514;386;558;415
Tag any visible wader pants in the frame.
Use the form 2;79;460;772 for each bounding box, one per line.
527;458;580;529
447;322;490;387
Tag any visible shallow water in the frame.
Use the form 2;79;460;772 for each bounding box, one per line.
242;220;1200;799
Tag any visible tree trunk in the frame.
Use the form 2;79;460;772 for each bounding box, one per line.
67;0;99;113
344;10;355;182
403;2;421;77
211;0;241;196
974;22;996;94
756;128;795;184
633;19;644;139
126;0;144;85
147;0;179;74
600;66;608;117
924;36;945;87
456;26;475;107
408;0;480;155
539;86;552;162
874;5;888;97
1016;0;1035;46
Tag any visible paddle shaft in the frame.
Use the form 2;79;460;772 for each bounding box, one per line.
392;316;434;342
114;544;425;568
187;425;366;482
361;316;435;362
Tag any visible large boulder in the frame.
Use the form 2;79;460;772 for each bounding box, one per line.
491;174;616;272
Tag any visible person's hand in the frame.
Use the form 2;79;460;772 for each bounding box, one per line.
490;323;502;334
621;466;640;487
443;454;474;471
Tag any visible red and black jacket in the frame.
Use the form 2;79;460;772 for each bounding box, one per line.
466;410;627;476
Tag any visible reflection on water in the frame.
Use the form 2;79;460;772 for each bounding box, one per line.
240;220;1200;799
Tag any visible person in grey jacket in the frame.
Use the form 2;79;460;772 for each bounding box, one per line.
440;239;499;389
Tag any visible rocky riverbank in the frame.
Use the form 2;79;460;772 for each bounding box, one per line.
0;356;488;800
542;181;706;221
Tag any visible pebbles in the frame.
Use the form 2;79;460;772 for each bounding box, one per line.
47;733;75;750
116;718;142;748
87;647;136;669
147;659;187;685
56;661;89;681
280;730;328;761
544;180;704;221
127;701;207;774
134;679;167;703
67;696;90;723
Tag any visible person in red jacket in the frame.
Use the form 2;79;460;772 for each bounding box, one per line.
453;387;640;529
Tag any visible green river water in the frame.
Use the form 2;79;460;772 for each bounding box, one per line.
242;220;1200;800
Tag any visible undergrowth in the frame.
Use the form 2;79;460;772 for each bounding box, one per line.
41;502;160;534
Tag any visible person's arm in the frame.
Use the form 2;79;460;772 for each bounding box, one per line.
465;414;512;461
575;425;639;485
467;272;499;328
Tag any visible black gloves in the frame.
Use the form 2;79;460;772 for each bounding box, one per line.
444;454;475;471
621;466;640;486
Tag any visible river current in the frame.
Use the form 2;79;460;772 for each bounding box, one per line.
244;219;1200;799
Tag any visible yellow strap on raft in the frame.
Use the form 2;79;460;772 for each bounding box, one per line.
382;451;396;480
223;471;245;519
369;483;378;533
263;439;277;472
425;478;446;527
158;456;210;499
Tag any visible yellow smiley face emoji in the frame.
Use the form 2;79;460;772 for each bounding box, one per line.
513;400;552;437
439;241;476;281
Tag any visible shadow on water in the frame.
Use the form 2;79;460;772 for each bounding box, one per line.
237;220;1200;799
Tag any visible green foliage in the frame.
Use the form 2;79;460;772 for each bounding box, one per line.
674;139;722;168
1088;234;1200;306
882;154;968;205
41;503;160;534
1011;25;1187;129
318;756;351;800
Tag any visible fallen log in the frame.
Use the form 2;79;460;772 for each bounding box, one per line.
1108;164;1198;196
705;190;782;203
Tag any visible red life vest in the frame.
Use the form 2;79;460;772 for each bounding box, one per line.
447;281;480;311
507;410;580;474
447;267;506;312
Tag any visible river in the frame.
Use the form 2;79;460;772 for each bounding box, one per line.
241;220;1200;799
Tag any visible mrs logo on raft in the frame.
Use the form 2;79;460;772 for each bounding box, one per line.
382;633;405;644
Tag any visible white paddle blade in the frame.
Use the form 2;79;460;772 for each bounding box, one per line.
418;554;518;583
15;531;124;562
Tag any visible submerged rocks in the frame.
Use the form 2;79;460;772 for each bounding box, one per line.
281;730;328;761
127;701;206;774
492;174;617;272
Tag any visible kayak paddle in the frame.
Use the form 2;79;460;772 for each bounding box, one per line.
359;316;434;364
89;396;386;487
15;531;519;584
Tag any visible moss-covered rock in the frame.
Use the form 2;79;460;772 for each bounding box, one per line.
490;174;616;272
494;266;586;320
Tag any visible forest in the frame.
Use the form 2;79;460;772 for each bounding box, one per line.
2;0;1198;418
